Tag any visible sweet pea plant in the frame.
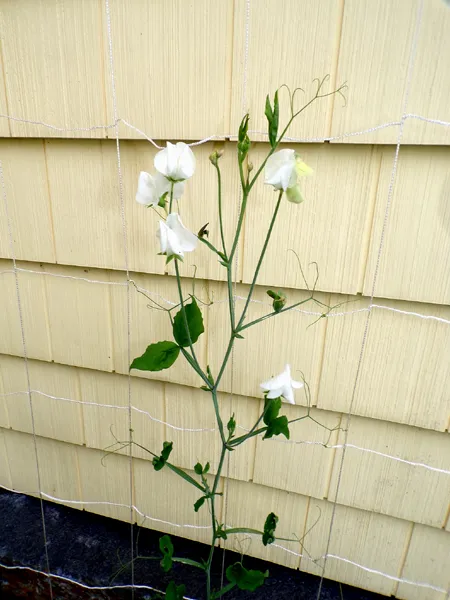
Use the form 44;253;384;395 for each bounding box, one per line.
117;78;346;600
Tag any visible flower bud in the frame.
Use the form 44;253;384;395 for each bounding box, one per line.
209;149;224;166
266;289;287;313
198;223;209;238
247;161;254;172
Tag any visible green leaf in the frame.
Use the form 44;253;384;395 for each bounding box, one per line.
263;397;282;426
238;114;251;162
159;535;174;572
130;341;180;372
204;462;210;474
262;512;279;546
194;462;203;475
194;495;207;512
165;581;186;600
264;415;290;440
152;441;173;471
265;92;279;148
166;462;206;492
172;297;204;348
226;562;268;592
238;113;249;143
227;414;236;438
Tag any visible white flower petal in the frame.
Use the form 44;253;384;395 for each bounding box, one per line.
265;388;282;399
154;142;196;181
166;213;198;252
265;149;296;190
281;386;295;404
260;364;299;405
136;171;157;206
291;379;304;389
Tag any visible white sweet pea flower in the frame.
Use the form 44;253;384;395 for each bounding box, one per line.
264;149;313;203
260;364;304;405
157;213;198;260
136;171;184;206
154;142;196;182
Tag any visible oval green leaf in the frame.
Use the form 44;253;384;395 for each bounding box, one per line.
172;297;204;347
130;341;180;372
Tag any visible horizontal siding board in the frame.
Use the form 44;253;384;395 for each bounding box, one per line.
330;0;450;145
0;355;84;446
318;295;450;432
363;146;450;305
0;0;106;138
253;406;341;499
328;416;450;528
301;499;410;596
241;143;379;295
0;262;52;362
230;0;343;142
397;524;450;600
0;140;55;262
106;0;232;141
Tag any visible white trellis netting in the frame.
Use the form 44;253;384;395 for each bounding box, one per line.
0;0;449;598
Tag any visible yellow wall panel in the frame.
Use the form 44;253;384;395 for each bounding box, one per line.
79;368;165;462
0;428;12;489
165;384;259;483
44;140;138;273
0;262;52;362
0;358;10;429
2;428;81;505
253;406;341;499
110;270;208;388
301;499;410;596
330;0;450;145
44;264;113;372
318;296;450;432
0;46;11;137
77;444;133;523
208;282;328;401
397;524;450;600
0;0;107;138
242;143;379;294
400;0;450;145
107;0;232;140
0;355;84;446
224;478;308;569
230;0;344;141
328;416;450;528
363;146;450;305
0;140;55;262
134;456;220;545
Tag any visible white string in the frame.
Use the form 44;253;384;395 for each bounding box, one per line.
104;0;135;596
0;562;197;599
1;388;449;475
2;268;449;325
316;2;425;597
0;164;54;599
0;112;448;146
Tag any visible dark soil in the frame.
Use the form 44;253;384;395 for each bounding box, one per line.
0;489;386;600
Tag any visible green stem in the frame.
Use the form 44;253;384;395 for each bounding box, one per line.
174;260;209;387
205;444;228;600
211;388;227;446
239;294;315;332
236;190;283;330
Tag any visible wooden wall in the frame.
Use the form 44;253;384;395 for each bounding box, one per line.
0;1;449;598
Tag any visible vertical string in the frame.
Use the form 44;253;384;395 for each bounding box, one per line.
220;0;251;589
315;1;425;598
104;0;135;596
0;161;54;600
